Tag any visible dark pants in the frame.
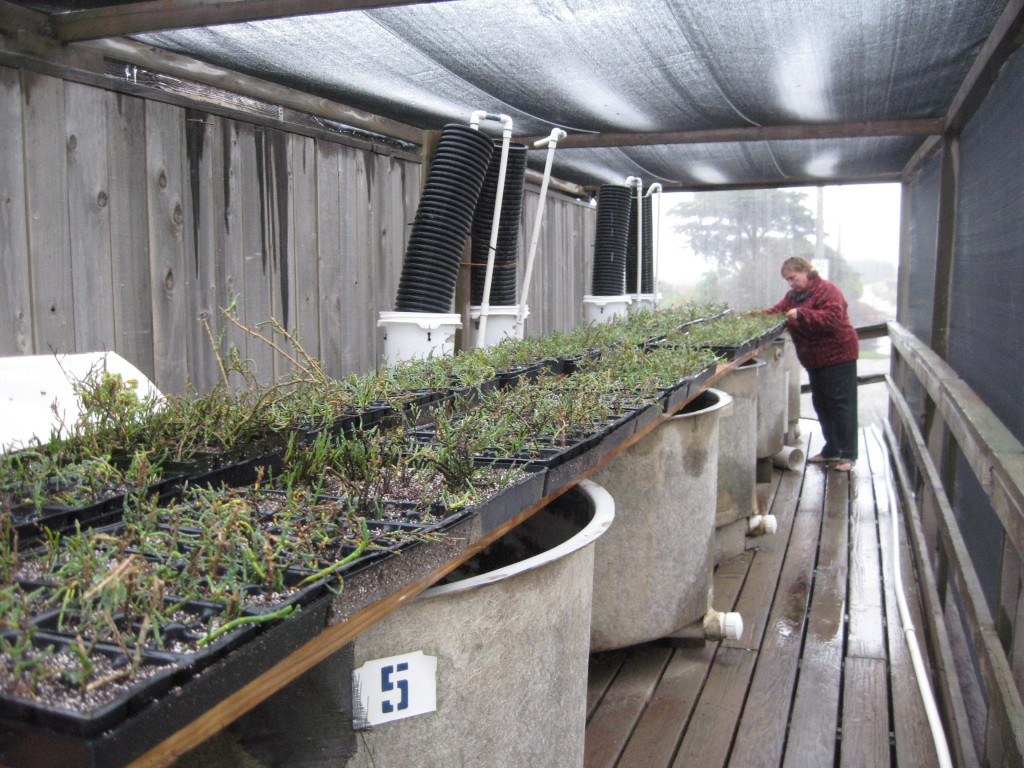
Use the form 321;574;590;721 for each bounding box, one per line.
807;359;858;460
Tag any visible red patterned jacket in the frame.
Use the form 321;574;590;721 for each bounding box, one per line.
763;275;859;369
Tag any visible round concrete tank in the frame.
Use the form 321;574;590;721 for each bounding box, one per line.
344;479;614;768
588;388;732;652
756;339;789;459
714;358;763;562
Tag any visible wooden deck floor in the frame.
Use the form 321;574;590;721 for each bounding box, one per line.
584;414;944;768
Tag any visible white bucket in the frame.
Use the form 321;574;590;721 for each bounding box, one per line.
467;305;525;348
628;293;658;313
582;294;632;325
378;311;462;364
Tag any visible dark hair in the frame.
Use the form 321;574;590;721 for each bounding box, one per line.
780;256;818;279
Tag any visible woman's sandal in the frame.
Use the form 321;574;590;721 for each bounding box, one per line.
807;454;835;464
833;459;856;472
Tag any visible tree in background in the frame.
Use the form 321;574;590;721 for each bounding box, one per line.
667;188;862;314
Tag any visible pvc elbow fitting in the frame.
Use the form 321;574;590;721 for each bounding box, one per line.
772;445;805;471
748;514;778;536
704;609;744;641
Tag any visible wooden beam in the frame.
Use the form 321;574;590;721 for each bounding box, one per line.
660;171;903;194
895;182;913;327
44;0;464;42
521;119;945;150
945;0;1024;135
930;137;958;360
87;35;425;145
0;24;426;148
0;0;47;33
901;134;943;183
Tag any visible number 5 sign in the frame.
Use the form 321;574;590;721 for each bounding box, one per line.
352;651;437;729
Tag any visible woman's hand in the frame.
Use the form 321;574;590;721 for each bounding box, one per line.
786;308;799;320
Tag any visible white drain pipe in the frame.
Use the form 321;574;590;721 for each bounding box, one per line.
469;111;513;348
747;513;778;537
883;426;953;768
703;608;744;641
772;444;805;471
626;176;643;306
517;127;566;334
645;183;662;309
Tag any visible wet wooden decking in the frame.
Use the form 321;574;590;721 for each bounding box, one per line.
584;412;943;767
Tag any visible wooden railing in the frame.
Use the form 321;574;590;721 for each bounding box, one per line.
796;322;889;393
886;320;1024;766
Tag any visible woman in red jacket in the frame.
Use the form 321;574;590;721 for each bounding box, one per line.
762;256;859;471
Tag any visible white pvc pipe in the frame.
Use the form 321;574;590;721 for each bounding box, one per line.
703;608;743;641
517;127;566;332
883;433;954;768
747;514;777;537
645;183;662;309
626;176;643;305
772;444;805;470
469;112;513;348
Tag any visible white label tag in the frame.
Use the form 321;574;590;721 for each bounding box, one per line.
352;651;437;730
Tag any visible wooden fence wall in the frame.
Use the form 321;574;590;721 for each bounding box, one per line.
0;64;594;396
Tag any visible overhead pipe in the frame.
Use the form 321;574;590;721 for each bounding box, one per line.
516;127;567;333
469;112;514;348
645;183;662;309
626;175;643;307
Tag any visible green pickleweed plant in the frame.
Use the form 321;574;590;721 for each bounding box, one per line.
682;311;786;349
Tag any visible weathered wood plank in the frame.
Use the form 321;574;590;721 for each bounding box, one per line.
316;140;344;378
618;553;752;768
219;119;249;388
871;426;939;768
240;124;274;387
618;645;715;768
289;134;320;358
1008;539;1024;703
24;70;74;353
727;461;825;767
584;645;673;768
182;108;225;394
587;649;628;721
782;469;849;767
0;66;32;355
65;80;115;353
840;656;891;768
847;432;887;660
106;91;155;379
725;465;802;651
370;152;409;366
672;646;757;768
258;126;293;381
336;147;373;375
145;99;190;394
